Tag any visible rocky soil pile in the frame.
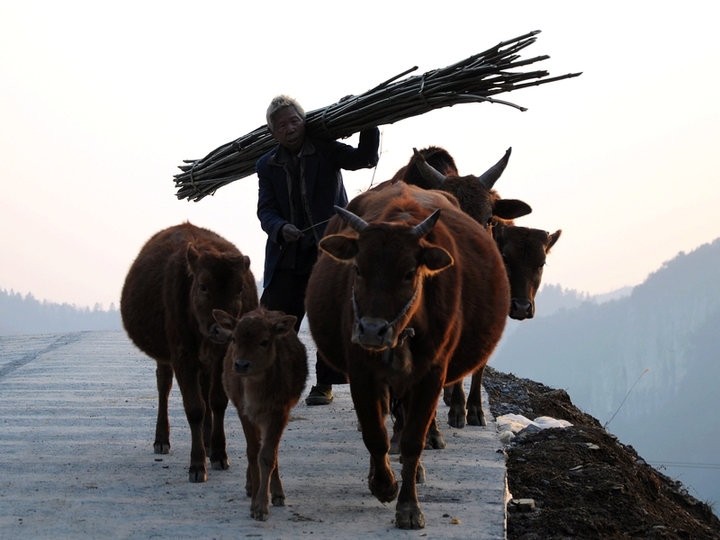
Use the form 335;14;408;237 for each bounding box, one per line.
482;366;720;539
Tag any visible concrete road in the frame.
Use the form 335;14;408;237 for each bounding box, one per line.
0;330;507;539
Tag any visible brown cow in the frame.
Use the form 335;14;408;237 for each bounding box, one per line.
214;307;308;522
305;182;509;529
120;222;258;482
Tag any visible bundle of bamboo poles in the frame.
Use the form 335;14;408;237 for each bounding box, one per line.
174;30;580;202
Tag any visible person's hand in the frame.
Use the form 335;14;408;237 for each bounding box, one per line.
281;224;304;242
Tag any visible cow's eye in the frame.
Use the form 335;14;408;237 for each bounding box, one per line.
199;284;208;293
404;269;416;281
260;339;269;347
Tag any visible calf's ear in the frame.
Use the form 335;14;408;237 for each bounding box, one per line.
420;246;454;274
275;315;297;336
212;309;237;331
548;229;562;251
318;234;358;262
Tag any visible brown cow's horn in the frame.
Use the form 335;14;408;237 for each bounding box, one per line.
477;147;512;190
412;209;441;237
334;205;368;232
413;147;446;188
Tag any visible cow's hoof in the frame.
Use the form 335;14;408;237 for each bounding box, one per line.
251;505;269;521
466;407;487;426
425;430;446;450
188;466;208;483
272;494;286;507
369;475;398;503
395;505;425;529
210;457;229;471
153;442;170;454
447;408;466;429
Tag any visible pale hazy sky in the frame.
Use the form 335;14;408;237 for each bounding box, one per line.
2;1;719;309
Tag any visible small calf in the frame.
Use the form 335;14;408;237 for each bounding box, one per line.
214;307;308;522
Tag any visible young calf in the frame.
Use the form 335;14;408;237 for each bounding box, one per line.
214;307;308;522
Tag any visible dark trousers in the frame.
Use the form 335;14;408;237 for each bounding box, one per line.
260;269;347;386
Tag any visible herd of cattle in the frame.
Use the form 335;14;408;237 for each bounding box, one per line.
119;146;561;529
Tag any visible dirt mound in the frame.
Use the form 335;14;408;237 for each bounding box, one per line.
483;366;720;539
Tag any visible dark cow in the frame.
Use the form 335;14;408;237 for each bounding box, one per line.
214;307;308;522
120;222;258;482
494;221;562;321
402;146;532;228
305;182;509;529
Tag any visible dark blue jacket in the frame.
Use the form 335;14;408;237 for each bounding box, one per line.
256;128;380;288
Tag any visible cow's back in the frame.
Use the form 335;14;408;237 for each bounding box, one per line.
120;222;248;362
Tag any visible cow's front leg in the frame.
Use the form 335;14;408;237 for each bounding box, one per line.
252;416;287;521
465;366;487;426
350;373;398;503
396;373;444;530
238;414;260;501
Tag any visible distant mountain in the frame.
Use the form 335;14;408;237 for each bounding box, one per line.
494;283;632;350
0;289;122;335
490;238;720;510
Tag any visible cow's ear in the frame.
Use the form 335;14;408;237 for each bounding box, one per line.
548;229;562;251
420;246;454;274
494;199;532;221
186;243;200;274
213;309;237;332
318;234;358;262
275;315;297;336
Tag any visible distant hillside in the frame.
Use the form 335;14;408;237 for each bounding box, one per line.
490;238;720;511
0;289;122;335
495;283;632;350
1;280;265;336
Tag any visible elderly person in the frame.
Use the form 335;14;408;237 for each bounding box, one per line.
256;95;380;405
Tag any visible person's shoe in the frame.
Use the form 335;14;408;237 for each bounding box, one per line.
305;384;333;406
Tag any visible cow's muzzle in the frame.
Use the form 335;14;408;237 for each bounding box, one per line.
351;286;418;351
352;317;395;350
509;298;534;321
233;359;251;374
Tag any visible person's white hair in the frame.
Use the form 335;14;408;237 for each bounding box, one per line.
266;95;306;132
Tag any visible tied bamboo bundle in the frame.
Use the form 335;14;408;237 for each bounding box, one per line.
174;30;581;202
